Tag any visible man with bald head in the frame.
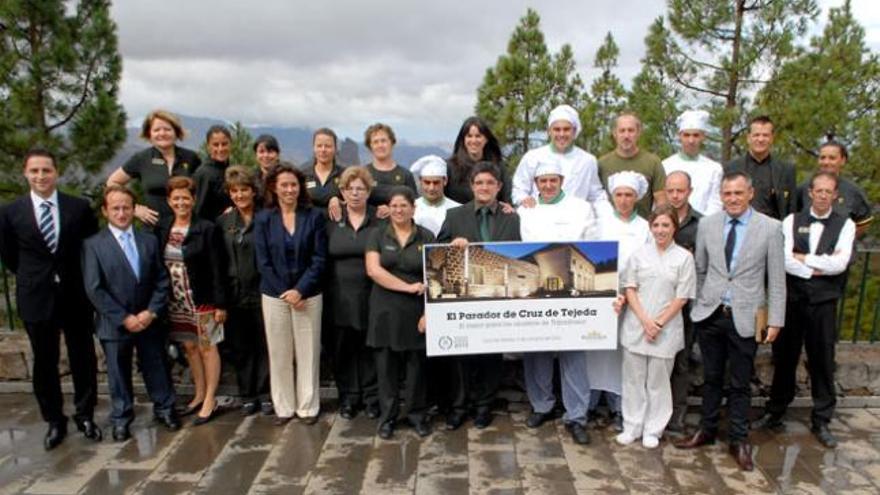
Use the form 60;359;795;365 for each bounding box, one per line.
662;110;723;216
599;112;667;216
663;170;702;432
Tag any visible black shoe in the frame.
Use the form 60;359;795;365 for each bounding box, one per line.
193;405;219;426
811;423;838;448
44;422;67;451
753;412;785;432
565;422;591;445
155;412;182;431
473;410;493;429
526;411;553;429
364;403;381;419
378;421;395;440
241;401;259;416
414;420;432;438
273;416;293;427
75;418;102;442
339;404;356;420
300;414;319;425
177;401;203;417
446;410;466;431
112;424;131;442
261;401;275;416
611;412;624;433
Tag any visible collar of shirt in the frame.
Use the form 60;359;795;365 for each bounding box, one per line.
677;152;700;162
382;221;420;247
420;196;449;208
472;201;498;214
613;209;639;223
679;206;700;227
747;152;772;166
538;190;565;205
108;223;136;248
30;189;59;211
809;207;832;220
724;207;753;226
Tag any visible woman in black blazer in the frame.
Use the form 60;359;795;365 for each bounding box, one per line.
156;176;227;425
253;163;327;425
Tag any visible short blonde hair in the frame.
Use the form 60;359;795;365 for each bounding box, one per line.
338;166;375;192
140;109;186;141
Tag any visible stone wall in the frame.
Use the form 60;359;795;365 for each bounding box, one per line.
1;330;879;400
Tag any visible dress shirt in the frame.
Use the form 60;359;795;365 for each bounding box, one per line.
108;223;137;254
782;208;856;280
722;207;753;305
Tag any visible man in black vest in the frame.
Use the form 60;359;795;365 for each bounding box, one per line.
754;171;855;448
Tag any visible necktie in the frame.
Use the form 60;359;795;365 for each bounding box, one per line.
479;207;491;242
121;231;140;280
39;201;57;253
724;218;738;272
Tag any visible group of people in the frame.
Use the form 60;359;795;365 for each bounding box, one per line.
0;104;871;474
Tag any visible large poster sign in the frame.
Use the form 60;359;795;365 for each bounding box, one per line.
423;241;619;356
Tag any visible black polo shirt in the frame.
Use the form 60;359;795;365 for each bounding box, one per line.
122;145;201;221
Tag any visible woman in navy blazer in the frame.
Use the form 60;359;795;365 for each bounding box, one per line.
254;163;327;425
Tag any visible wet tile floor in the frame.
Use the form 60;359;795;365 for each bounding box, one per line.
1;394;879;494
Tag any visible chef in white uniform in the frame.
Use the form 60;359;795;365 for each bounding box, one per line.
518;161;598;242
411;155;461;236
662;110;723;216
587;170;652;432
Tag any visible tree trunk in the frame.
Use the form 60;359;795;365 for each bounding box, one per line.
723;0;746;162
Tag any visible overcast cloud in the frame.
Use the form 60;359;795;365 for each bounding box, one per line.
111;0;880;144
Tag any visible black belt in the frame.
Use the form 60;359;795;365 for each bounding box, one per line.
717;304;734;317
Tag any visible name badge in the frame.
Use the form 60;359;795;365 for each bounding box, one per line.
151;158;165;165
797;226;811;234
384;245;397;251
306;180;317;189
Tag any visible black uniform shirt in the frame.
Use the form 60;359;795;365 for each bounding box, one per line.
326;207;380;330
122;146;201;221
674;207;703;253
366;163;417;206
302;161;344;208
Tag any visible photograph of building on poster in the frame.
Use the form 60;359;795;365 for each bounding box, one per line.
424;241;618;302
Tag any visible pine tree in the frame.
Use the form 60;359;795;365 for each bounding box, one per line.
229;121;258;169
627;19;683;160
476;8;583;165
757;0;879;199
0;0;126;196
579;32;627;156
650;0;819;161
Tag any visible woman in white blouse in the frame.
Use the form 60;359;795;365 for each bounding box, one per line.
616;204;696;448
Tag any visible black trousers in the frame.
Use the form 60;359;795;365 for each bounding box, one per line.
102;326;176;427
450;354;503;413
767;299;838;426
670;302;696;425
225;306;270;403
374;347;427;425
24;317;97;425
333;325;377;408
697;307;757;443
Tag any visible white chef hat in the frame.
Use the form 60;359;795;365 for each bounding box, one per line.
534;161;563;178
548;104;581;138
677;109;710;133
608;171;649;200
410;154;447;178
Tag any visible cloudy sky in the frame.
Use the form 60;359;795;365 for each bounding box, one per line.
112;0;880;145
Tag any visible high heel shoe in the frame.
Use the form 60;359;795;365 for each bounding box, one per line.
178;401;203;417
192;403;219;426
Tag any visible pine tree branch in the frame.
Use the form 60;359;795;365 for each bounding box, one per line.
47;56;96;132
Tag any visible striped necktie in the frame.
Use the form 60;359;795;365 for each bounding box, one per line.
39;201;57;253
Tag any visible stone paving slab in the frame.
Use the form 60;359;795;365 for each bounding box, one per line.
0;394;880;494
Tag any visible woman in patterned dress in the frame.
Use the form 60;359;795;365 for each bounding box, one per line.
157;176;228;425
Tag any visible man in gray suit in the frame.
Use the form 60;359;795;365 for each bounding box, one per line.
675;171;785;471
82;185;180;442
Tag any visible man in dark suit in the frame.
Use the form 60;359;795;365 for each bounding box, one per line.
675;171;786;471
437;161;521;430
725;115;796;220
82;185;180;441
0;148;100;450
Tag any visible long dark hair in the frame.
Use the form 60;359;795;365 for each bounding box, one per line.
263;162;312;209
448;117;503;174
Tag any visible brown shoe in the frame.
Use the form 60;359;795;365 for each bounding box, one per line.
728;442;754;471
674;429;716;449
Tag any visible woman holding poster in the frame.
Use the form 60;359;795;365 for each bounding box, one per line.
616;205;695;448
365;186;435;440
